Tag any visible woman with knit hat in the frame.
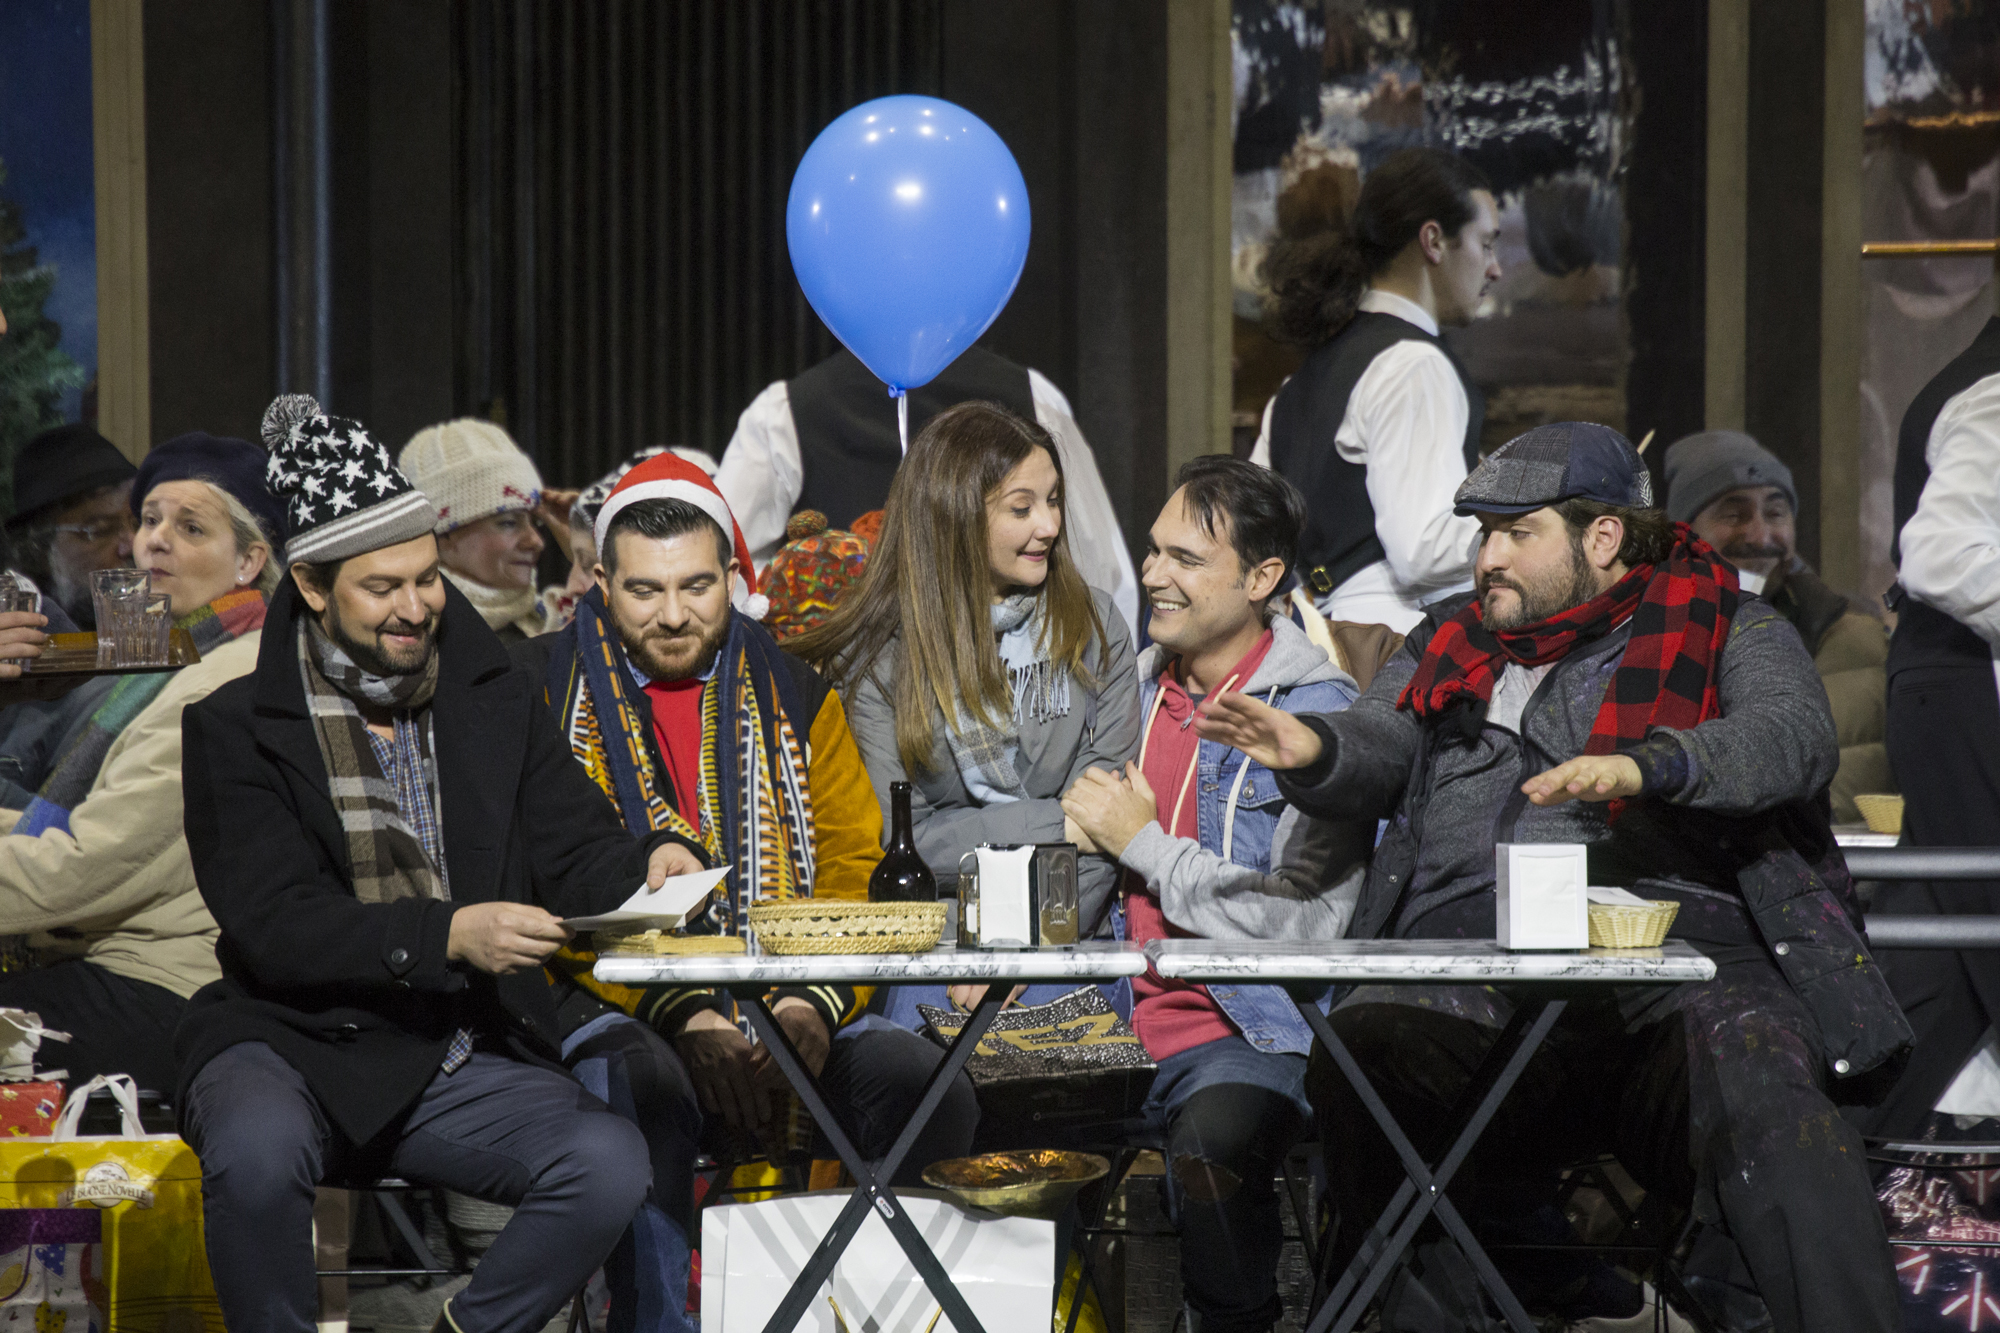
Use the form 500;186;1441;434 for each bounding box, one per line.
0;432;279;1094
400;418;569;641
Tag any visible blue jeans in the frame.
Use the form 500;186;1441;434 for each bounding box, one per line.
1142;1037;1312;1333
564;1012;978;1333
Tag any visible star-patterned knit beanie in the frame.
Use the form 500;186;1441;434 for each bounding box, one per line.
260;394;440;566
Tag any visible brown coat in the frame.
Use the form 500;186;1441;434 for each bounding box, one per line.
1772;563;1893;824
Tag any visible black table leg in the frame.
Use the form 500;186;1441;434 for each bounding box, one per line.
734;982;1009;1333
1293;989;1566;1333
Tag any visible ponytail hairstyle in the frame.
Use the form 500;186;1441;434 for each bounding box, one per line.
1264;147;1493;348
790;401;1105;776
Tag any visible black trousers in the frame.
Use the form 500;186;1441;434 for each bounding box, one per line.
1869;661;2000;1134
0;959;185;1092
1309;952;1899;1333
184;1040;649;1333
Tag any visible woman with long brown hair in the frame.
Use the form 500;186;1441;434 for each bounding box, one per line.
793;399;1140;948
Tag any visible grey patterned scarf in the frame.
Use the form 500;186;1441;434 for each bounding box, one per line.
298;619;448;904
947;593;1071;805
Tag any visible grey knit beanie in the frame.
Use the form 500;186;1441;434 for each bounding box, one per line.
261;394;440;566
1662;430;1796;525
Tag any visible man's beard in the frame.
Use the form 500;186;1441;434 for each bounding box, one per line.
619;613;728;682
1480;541;1603;632
47;563;96;630
323;598;438;677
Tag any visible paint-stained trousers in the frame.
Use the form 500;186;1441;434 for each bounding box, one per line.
1309;948;1900;1333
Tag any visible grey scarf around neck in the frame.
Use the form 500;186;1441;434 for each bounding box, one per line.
947;592;1071;804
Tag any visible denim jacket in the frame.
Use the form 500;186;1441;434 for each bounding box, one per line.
1122;615;1374;1056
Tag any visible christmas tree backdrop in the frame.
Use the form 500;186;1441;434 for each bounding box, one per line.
0;159;86;518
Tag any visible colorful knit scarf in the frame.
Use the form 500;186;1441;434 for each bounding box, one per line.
17;588;269;837
1398;524;1739;755
545;587;816;935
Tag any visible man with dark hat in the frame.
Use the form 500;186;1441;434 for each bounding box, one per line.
1196;423;1909;1332
5;422;137;630
175;395;707;1333
1664;429;1893;823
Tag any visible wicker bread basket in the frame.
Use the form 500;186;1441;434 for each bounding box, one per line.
594;930;748;958
747;900;946;955
1853;793;1905;837
1587;899;1680;949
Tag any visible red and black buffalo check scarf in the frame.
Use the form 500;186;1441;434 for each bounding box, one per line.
1399;523;1740;754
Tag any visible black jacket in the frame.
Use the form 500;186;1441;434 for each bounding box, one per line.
175;581;700;1143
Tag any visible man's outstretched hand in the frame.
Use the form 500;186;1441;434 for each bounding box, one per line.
1192;690;1326;771
0;610;50;683
1521;755;1643;806
646;841;706;887
447;901;571;974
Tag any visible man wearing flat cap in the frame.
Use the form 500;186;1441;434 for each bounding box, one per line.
1197;423;1909;1331
175;395;708;1333
4;422;137;631
1664;429;1893;823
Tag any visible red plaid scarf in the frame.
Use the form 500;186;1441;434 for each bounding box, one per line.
1399;524;1740;754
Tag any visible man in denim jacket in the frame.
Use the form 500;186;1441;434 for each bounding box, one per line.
1064;458;1373;1333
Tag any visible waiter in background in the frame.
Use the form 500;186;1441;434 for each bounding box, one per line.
715;343;1139;638
1252;147;1499;634
1870;313;2000;1138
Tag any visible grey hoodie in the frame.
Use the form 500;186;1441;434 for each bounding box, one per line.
1122;613;1372;943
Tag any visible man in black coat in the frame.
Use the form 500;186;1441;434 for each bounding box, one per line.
176;396;706;1333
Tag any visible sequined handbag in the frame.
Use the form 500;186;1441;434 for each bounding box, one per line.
918;986;1156;1135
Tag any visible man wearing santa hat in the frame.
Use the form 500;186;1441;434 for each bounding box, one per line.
510;454;977;1333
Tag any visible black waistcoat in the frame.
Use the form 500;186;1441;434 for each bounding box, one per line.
1889;316;2000;676
1266;311;1484;596
787;346;1038;530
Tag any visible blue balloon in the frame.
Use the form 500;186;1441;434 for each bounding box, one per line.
787;96;1030;395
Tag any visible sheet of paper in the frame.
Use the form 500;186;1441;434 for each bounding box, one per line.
564;866;730;932
1586;886;1653;908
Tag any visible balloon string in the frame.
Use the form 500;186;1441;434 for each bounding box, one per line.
897;393;909;456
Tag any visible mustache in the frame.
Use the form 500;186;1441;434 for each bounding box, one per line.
376;616;436;639
1720;543;1786;560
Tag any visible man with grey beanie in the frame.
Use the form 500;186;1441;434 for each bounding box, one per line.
174;395;707;1333
1663;429;1892;823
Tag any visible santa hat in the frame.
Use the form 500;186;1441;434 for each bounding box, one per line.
595;453;768;619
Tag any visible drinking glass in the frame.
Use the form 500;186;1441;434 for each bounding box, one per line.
137;593;173;666
0;573;38;667
92;569;152;668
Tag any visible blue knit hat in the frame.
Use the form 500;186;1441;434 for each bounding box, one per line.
132;433;289;549
260;395;438;565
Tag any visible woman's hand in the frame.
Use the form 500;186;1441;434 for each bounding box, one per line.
1192;690;1325;770
1060;763;1157;858
947;983;1026;1011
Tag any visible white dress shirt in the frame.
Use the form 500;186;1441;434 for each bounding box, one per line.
1251;288;1483;633
1897;370;2000;1118
714;368;1140;639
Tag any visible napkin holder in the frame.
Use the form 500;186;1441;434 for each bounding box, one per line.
958;843;1080;949
1495;843;1588;950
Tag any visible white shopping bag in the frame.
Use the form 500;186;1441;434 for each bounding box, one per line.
702;1189;1054;1333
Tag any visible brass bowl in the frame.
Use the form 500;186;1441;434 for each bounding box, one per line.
922;1149;1111;1220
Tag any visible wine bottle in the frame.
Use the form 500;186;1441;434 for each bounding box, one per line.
869;781;937;902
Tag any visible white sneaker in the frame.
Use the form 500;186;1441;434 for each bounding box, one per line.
1565;1282;1698;1333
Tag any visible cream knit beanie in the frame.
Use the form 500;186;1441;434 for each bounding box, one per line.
399;418;545;534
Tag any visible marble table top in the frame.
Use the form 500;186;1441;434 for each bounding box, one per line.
593;938;1715;987
593;940;1150;987
1146;938;1715;984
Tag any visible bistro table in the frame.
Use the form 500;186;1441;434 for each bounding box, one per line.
594;941;1149;1333
1147;938;1717;1333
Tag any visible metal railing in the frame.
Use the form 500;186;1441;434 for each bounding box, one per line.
1848;846;2000;949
